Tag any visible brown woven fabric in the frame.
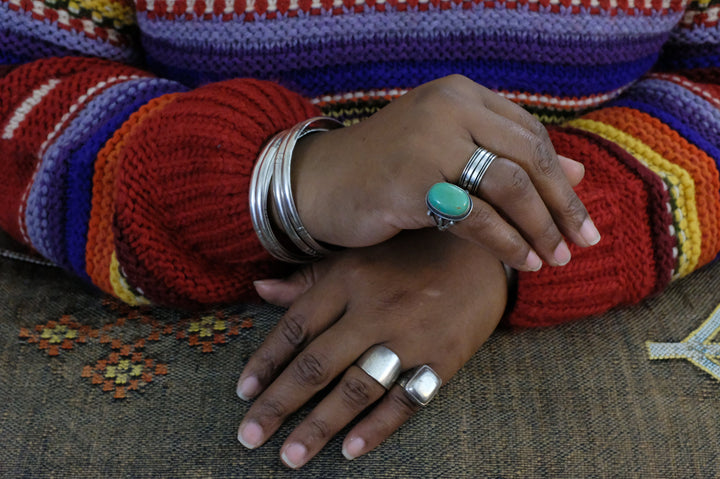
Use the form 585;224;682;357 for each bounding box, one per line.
2;230;720;478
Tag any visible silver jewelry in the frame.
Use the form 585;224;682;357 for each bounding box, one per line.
355;345;402;390
458;146;497;196
249;134;307;263
273;117;342;259
249;117;343;263
397;364;442;406
425;182;473;231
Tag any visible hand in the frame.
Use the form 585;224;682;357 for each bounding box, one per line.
236;230;508;468
292;74;599;271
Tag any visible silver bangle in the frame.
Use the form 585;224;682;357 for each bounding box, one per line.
249;117;343;263
273;117;342;259
249;133;307;263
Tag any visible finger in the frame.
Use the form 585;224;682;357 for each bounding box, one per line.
237;273;345;401
253;268;318;308
448;196;542;272
340;384;422;461
557;155;584;187
237;321;369;450
462;105;600;248
279;364;387;469
477;156;570;267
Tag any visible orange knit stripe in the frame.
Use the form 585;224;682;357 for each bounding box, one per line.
85;93;182;294
584;106;720;267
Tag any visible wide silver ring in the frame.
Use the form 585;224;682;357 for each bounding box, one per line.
397;365;442;406
458;146;497;196
355;345;402;390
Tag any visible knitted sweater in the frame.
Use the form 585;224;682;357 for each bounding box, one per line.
1;0;719;326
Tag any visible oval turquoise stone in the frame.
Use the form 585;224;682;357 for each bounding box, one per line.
426;182;472;220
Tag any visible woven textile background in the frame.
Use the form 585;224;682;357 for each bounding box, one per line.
1;232;720;478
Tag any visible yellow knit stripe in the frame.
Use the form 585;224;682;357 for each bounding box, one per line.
567;118;701;278
109;252;150;306
66;0;136;28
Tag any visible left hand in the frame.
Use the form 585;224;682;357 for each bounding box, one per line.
236;230;508;468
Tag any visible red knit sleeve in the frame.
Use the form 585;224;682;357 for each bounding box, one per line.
507;70;720;327
112;79;319;307
0;57;319;309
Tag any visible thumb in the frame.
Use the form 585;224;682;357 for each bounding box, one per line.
253;267;318;308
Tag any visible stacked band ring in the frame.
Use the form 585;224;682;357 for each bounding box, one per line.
458;145;497;196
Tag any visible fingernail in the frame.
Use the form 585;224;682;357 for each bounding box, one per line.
237;375;260;400
524;250;542;272
342;437;366;460
281;443;308;469
253;279;282;291
580;218;601;246
238;421;264;449
553;241;571;266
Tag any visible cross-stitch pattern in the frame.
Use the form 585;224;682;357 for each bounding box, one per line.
18;297;255;399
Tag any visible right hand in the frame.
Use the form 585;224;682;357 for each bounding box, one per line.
291;74;599;271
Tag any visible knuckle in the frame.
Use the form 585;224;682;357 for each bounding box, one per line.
306;417;332;441
507;163;532;196
390;390;420;419
340;376;373;410
278;311;308;348
526;114;550;140
529;137;556;176
257;397;286;421
292;351;330;387
561;195;588;226
416;75;472;109
537;217;562;245
255;347;278;381
501;232;530;265
470;203;495;229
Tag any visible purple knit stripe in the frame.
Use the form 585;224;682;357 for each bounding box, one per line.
142;25;667;76
24;78;162;267
668;21;720;44
137;6;679;72
65;77;187;280
0;3;136;64
624;78;720;151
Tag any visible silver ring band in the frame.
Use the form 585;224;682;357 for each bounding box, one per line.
458;146;497;196
356;345;402;390
397;365;442;406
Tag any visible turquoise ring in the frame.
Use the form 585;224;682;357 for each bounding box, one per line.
425;182;473;231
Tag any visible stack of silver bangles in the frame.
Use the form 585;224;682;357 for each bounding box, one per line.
250;116;343;263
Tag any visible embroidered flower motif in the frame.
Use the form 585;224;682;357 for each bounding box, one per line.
20;297;255;400
175;312;252;353
18;315;97;356
82;343;168;400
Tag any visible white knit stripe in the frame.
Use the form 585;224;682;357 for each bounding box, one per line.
36;74;142;158
17;74;143;245
2;79;62;140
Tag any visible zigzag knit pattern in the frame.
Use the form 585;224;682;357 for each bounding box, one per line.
2;0;720;326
